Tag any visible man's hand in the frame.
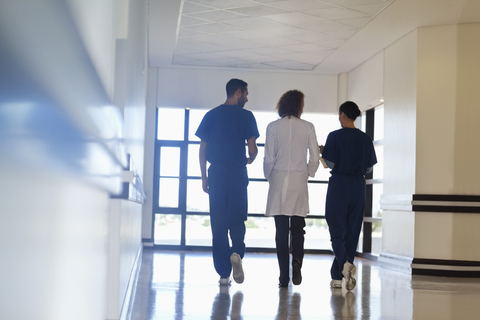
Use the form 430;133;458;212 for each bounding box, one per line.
202;176;209;193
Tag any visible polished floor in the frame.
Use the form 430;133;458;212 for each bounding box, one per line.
130;250;480;320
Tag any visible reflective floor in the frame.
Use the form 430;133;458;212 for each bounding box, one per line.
131;250;480;320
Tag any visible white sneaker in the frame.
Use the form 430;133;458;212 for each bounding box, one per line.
342;262;357;291
219;277;232;286
330;279;342;288
230;253;244;284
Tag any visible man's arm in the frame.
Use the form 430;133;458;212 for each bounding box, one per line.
199;140;209;193
246;136;258;164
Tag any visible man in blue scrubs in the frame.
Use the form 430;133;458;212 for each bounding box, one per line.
321;101;377;291
195;79;259;285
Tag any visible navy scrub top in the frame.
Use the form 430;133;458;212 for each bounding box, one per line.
195;104;259;168
322;127;377;177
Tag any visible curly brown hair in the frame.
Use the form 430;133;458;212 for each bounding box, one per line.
276;90;304;118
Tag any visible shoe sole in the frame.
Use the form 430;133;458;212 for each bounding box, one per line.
230;253;244;284
342;263;357;291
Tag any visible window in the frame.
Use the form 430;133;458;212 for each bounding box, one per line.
152;108;339;252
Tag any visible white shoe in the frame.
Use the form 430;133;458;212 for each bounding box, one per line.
219;277;232;286
230;253;244;284
330;279;342;288
342;262;357;291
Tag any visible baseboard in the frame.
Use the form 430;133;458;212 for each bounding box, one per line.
120;245;143;320
412;258;480;278
378;253;413;274
379;253;480;277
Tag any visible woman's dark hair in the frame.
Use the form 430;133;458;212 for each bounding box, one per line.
276;90;304;118
339;101;361;120
226;78;248;97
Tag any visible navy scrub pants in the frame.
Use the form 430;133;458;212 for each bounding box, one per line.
208;163;249;278
325;174;366;280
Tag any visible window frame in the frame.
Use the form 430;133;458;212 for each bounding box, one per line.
150;107;334;253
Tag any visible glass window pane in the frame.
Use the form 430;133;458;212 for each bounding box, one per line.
159;178;179;207
357;224;364;253
247;146;265;179
185;215;211;246
308;183;328;216
374;105;384;140
186;179;209;212
358;112;366;133
302;113;340;146
373;145;383;180
372;183;383;218
252;111;278;144
154;214;181;245
372;221;382;255
160;147;180;177
188;109;208;141
311;164;331;182
247;181;268;214
245;216;276;248
305;217;331;250
157;108;185;141
187;144;201;177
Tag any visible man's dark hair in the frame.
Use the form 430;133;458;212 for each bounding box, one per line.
277;90;304;118
339;101;361;120
226;79;248;98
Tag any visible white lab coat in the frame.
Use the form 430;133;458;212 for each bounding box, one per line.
263;116;320;217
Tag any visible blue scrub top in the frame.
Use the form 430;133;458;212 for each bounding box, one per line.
322;127;377;176
195;104;259;168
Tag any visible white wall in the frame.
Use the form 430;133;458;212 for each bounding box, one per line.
108;0;147;318
0;1;147;319
0;163;110;320
381;30;418;259
416;23;480;195
352;23;480;265
414;23;480;261
348;50;384;110
454;23;480;195
347;30;418;259
66;0;117;101
416;24;458;194
156;67;338;113
384;30;418;196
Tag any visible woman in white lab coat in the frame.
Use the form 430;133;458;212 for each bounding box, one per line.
263;90;320;287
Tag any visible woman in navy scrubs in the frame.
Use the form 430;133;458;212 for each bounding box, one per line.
320;101;377;291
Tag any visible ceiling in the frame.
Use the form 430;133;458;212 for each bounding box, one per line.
149;0;480;74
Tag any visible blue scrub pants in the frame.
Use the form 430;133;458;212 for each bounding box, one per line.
208;163;249;278
325;174;365;280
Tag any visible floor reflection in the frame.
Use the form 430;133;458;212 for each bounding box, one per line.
276;290;301;320
131;250;480;320
211;287;244;320
330;289;355;319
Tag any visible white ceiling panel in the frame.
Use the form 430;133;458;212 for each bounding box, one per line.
267;0;336;12
186;0;257;9
186;10;248;21
305;8;370;21
148;0;480;73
